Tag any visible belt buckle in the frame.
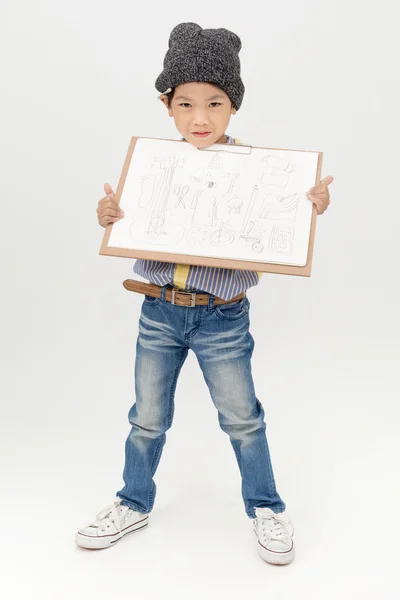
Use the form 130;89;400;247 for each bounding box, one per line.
171;289;196;307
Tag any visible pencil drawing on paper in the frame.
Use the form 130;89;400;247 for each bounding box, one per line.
108;139;319;266
260;154;297;188
128;150;305;257
130;155;187;245
269;226;294;255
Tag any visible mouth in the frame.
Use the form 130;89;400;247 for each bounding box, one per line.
192;132;211;138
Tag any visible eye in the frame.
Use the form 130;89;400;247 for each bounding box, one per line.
210;102;222;108
179;103;191;108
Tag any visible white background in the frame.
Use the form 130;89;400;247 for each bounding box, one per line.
2;1;399;599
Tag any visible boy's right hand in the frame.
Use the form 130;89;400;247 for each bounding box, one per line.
97;183;124;227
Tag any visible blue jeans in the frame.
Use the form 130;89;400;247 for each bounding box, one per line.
116;289;286;519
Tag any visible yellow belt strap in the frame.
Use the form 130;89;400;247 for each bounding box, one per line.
174;263;191;289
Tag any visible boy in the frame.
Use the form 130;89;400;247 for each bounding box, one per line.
76;22;332;565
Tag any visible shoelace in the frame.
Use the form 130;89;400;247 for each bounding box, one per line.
256;510;291;544
90;501;130;535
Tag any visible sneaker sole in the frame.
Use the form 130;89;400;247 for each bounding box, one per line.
75;516;149;550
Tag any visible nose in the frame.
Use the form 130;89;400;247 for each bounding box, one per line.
193;108;209;126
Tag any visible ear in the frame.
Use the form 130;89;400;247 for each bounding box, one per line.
231;106;237;116
159;95;173;117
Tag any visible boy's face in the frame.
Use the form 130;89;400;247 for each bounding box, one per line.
161;82;237;148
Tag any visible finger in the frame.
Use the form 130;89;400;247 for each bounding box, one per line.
100;216;121;226
309;185;330;195
309;176;334;194
310;186;331;196
320;176;334;186
98;199;122;210
104;182;115;198
307;194;325;210
99;195;115;204
98;207;123;219
98;202;124;218
97;208;124;220
312;202;325;215
309;188;330;200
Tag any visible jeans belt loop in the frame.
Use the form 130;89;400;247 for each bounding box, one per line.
207;293;215;311
160;284;170;302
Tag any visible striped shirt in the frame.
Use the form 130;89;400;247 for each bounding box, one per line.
133;135;261;300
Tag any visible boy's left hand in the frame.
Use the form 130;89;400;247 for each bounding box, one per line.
307;176;334;215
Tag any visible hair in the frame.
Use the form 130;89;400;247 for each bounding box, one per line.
166;83;231;108
167;87;175;107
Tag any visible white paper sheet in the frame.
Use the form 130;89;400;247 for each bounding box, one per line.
108;138;319;266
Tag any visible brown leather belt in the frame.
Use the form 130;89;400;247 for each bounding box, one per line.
123;279;245;308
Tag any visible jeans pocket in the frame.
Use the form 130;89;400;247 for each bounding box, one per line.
143;294;161;306
215;297;249;320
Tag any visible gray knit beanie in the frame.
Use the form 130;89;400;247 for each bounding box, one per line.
155;22;245;110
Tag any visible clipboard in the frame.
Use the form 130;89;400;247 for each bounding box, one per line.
100;136;323;277
200;142;252;155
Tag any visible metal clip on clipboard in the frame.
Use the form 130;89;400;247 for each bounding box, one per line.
199;143;252;155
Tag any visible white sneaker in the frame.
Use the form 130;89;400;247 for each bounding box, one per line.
75;499;149;549
253;508;295;565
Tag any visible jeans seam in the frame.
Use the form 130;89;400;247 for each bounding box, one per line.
185;307;204;342
146;347;187;510
167;347;187;428
232;443;243;476
214;306;248;321
147;437;164;510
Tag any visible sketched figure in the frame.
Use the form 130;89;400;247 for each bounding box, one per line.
259;193;300;220
241;186;258;236
187;226;209;245
139;175;156;208
209;186;265;253
147;155;185;235
261;155;297;173
259;155;297;188
260;169;291;188
222;173;242;215
186;189;209;244
190;167;204;183
130;154;186;245
189;153;230;185
173;184;190;208
269;226;294;255
190;189;202;210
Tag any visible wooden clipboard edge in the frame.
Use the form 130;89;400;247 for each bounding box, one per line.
100;136;138;256
100;137;323;277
